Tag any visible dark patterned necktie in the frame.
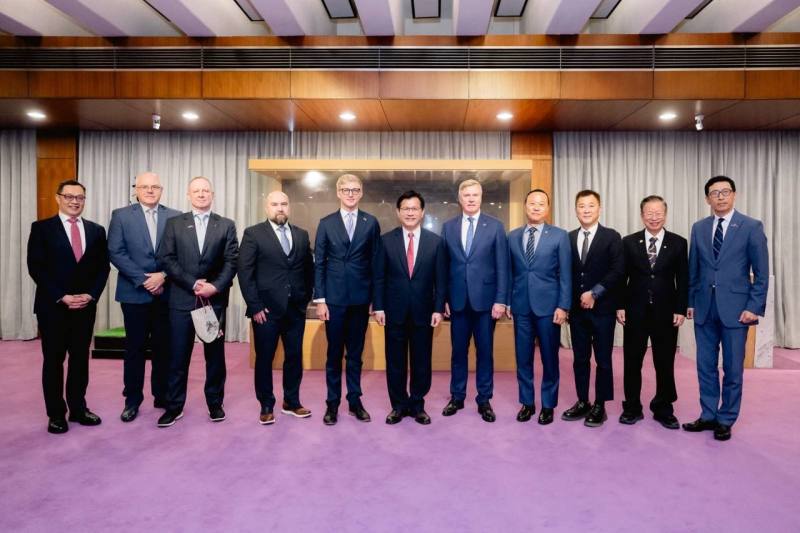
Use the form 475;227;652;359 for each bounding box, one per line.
580;230;590;265
525;227;537;266
713;217;724;259
648;237;657;269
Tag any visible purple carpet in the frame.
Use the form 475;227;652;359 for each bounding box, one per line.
0;340;798;533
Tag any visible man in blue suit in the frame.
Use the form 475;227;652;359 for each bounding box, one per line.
684;176;768;441
314;174;382;426
108;171;180;423
441;179;509;423
507;189;571;425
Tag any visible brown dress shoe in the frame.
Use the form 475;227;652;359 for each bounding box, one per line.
281;403;312;418
259;411;275;425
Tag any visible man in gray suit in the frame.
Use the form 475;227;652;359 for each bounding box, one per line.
108;171;180;423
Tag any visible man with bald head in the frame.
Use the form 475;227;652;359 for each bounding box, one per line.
108;172;180;422
238;191;314;425
157;176;238;427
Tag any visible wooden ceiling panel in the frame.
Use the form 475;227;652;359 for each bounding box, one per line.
702;100;800;130
464;100;558;131
123;99;243;130
207;100;317;131
548;100;650;130
614;100;739;131
293;99;389;130
381;100;468;131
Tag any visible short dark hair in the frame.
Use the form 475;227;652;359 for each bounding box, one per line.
640;195;668;213
57;180;85;194
704;176;736;196
396;190;425;210
575;189;600;206
525;189;550;205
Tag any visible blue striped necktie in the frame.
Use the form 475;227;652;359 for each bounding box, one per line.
465;217;475;255
525;227;537;266
713;217;724;259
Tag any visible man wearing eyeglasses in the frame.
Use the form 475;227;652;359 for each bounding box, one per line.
107;172;180;423
314;174;382;426
27;180;110;434
684;176;769;441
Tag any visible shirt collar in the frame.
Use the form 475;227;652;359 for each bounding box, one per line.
141;203;160;213
268;220;290;232
59;212;82;223
340;208;359;218
644;228;665;241
526;222;545;232
463;211;480;222
192;209;211;218
579;223;599;235
715;209;735;222
403;226;421;238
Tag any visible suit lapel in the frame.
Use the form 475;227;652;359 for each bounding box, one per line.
653;231;673;271
466;214;487;259
155;205;169;249
636;231;653;270
133;204;155;251
394;229;410;278
51;216;77;265
718;212;742;262
584;226;604;264
200;213;220;257
530;225;551;267
334;212;352;251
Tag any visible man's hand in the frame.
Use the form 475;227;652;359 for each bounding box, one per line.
253;309;268;325
673;314;685;327
580;291;595;309
194;281;218;299
431;312;443;327
374;310;386;326
505;307;513;320
616;309;626;326
143;272;166;293
491;303;506;320
152;286;164;296
316;302;330;321
553;308;567;326
687;308;694;320
444;302;451;318
63;294;91;309
739;310;758;324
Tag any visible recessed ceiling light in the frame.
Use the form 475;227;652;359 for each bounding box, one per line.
339;111;356;121
182;111;199;121
27;110;46;120
496;111;514;121
659;111;678;121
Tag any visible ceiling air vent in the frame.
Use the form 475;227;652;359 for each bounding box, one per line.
380;48;469;69
23;48;115;69
115;48;201;69
290;48;379;69
561;47;653;69
469;48;560;69
202;48;290;69
745;46;800;68
655;47;745;69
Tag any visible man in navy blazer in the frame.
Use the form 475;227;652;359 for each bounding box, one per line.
156;177;238;427
373;191;447;426
507;189;571;425
108;171;180;423
683;176;769;441
27;180;110;434
441;179;509;423
563;190;624;427
314;174;382;425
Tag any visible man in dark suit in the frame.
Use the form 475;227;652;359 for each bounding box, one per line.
156;176;238;427
238;191;314;426
108;171;180;422
373;191;446;425
27;180;110;434
563;190;624;427
684;176;769;441
507;189;571;425
314;174;382;425
441;179;509;423
616;195;688;429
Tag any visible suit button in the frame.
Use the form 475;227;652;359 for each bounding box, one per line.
650;275;655;279
580;273;584;277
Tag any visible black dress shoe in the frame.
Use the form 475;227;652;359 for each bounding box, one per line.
682;418;717;432
619;411;644;425
414;410;432;425
714;424;732;441
348;403;371;422
120;406;139;423
584;403;607;427
209;406;226;422
157;410;183;427
385;409;404;425
516;404;535;422
442;399;464;417
654;413;680;430
478;402;496;423
561;400;592;421
538;408;554;425
47;418;68;434
323;406;338;426
68;409;102;426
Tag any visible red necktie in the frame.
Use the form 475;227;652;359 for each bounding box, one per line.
68;217;83;262
406;232;414;278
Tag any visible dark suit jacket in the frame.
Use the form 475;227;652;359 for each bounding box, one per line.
107;203;181;304
157;212;238;311
373;227;447;326
313;210;382;307
688;211;769;328
27;215;110;314
569;224;624;315
441;213;509;313
620;229;688;321
237;221;314;319
507;223;572;317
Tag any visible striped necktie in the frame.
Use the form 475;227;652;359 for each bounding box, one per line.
713;217;724;259
648;237;657;269
525;227;537;266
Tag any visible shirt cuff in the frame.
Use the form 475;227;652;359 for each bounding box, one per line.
313;298;326;304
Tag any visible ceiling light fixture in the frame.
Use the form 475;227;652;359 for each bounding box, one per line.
659;111;678;121
27;110;46;120
339;111;356;121
695;114;705;131
182;111;199;121
496;111;514;121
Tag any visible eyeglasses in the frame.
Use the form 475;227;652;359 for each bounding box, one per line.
339;188;362;196
57;193;86;202
399;207;421;213
708;188;733;199
134;185;163;192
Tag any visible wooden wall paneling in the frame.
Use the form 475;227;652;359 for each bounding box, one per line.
560;71;653;99
469;71;560;99
766;112;800;130
654;71;745;99
511;132;553;222
745;71;800;99
0;71;28;97
463;99;557;130
207;99;318;130
290;71;379;99
550;100;649;130
379;71;469;99
702;100;800;129
123;99;243;130
115;71;202;98
381;99;468;130
613;100;739;130
292;99;389;130
36;131;77;220
29;71;115;98
654;34;743;46
202;71;291;99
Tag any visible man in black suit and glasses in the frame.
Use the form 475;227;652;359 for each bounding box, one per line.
617;195;688;429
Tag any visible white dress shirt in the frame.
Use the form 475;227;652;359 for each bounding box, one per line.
58;212;86;254
576;222;599;258
461;211;480;250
